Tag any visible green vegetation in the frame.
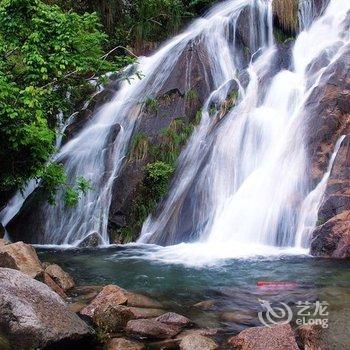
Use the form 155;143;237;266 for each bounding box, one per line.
0;0;132;203
121;113;202;241
185;89;198;101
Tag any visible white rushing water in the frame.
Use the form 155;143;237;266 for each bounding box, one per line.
138;0;350;262
2;0;349;257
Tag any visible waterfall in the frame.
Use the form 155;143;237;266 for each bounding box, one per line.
2;0;348;251
139;0;350;253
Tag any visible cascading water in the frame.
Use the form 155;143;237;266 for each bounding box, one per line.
139;0;350;260
2;0;348;254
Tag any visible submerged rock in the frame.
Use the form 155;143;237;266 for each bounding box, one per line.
0;268;92;349
0;241;42;277
45;263;75;291
156;312;192;327
106;337;145;350
228;324;299;350
126;292;163;309
179;333;218;350
126;319;181;339
128;307;166;319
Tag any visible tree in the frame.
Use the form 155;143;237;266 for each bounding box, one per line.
0;0;126;203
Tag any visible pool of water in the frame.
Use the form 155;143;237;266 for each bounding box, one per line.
38;244;350;349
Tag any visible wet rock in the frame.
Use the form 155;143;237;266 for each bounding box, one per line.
177;329;219;339
73;284;103;302
220;311;255;325
45;264;75;291
295;325;328;350
0;239;9;247
305;45;350;184
68;301;86;314
126;292;163;308
106;337;145;350
228;324;299;350
80;284;128;319
156;312;192;327
0;268;92;349
179;333;218;350
0;223;4;238
129;307;166;319
126;319;181;339
311;211;350;258
77;232;103;248
93;304;133;332
311;135;350;258
147;338;180;349
194;300;217;310
108;40;214;243
0;241;42;277
36;271;68;299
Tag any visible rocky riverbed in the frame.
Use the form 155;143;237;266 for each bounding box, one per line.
1;240;345;349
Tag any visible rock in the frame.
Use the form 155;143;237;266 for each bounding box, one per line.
106;337;145;350
77;232;103;248
126;319;181;339
129;307;166;319
228;324;299;350
126;292;163;308
73;284;103;302
295;325;328;350
177;329;219;339
0;268;92;349
0;242;42;277
36;271;67;299
147;338;180;349
156;312;192;327
311;211;350;258
68;301;86;314
220;312;255;325
194;300;217;310
311;135;350;258
80;284;127;319
45;264;75;291
0;239;9;247
0;223;4;238
179;334;218;350
305;45;350;184
108;40;214;244
93;304;133;332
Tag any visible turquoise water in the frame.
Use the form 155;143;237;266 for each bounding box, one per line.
38;245;350;348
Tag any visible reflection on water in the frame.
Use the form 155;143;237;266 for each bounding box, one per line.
38;245;350;348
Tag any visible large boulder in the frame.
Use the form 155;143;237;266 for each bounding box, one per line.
0;241;42;277
227;324;299;350
0;268;92;349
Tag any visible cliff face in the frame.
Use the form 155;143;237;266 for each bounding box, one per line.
305;44;350;258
